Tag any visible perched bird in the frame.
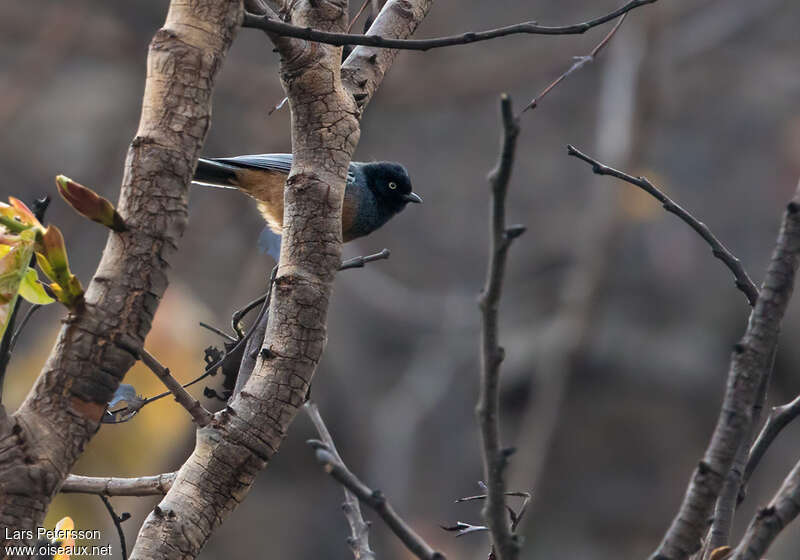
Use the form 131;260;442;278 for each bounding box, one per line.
192;153;422;244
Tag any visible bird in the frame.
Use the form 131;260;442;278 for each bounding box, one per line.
192;153;422;244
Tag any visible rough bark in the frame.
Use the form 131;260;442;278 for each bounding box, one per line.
129;1;433;558
650;184;800;559
0;0;241;548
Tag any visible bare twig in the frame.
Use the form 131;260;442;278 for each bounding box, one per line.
61;473;176;496
649;182;800;559
7;304;43;354
308;439;444;560
99;495;129;560
476;94;523;560
521;13;628;113
139;349;213;427
198;321;237;342
567;145;759;306
348;0;372;33
730;457;800;560
339;248;391;271
743;393;800;488
244;0;656;51
304;401;375;560
138;266;279;410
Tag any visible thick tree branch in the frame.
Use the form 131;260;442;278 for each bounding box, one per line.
130;2;434;558
304;401;375;560
649;181;800;559
243;0;656;51
477;94;523;560
0;0;241;543
730;457;800;560
567;145;759;306
61;473;176;496
308;439;444;560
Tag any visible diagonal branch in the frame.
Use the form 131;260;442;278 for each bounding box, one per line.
243;0;656;51
743;393;800;489
520;13;628;113
730;456;800;560
308;439;444;560
304;401;375;560
649;180;800;559
476;94;524;560
139;349;213;427
567;145;759;306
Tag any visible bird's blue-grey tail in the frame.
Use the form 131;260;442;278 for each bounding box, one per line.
258;227;282;261
193;158;240;189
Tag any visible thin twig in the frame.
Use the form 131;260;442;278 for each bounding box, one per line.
140;266;279;409
243;0;656;51
339;248;391;271
567;145;759;306
98;495;129;560
61;473;176;496
649;182;800;559
304;401;375;560
308;439;445;560
520;13;628;114
476;94;524;560
7;304;43;353
198;321;237;342
743;393;800;489
348;0;372;33
139;349;213;427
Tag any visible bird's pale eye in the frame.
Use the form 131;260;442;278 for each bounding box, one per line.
388;182;397;190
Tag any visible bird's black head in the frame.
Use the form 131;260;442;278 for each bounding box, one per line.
361;161;422;212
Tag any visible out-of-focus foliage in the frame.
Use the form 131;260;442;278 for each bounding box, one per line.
0;199;54;341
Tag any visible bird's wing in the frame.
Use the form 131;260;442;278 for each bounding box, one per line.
212;153;294;174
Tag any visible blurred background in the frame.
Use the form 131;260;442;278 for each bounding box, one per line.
2;0;800;558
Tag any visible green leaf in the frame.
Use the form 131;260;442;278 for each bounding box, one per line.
18;268;55;305
0;230;36;343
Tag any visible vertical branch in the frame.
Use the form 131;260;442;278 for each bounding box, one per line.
130;2;434;558
477;94;523;560
305;401;375;560
651;180;800;559
0;0;241;544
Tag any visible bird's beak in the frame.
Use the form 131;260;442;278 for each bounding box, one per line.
403;192;423;204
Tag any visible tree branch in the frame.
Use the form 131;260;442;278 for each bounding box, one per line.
139;349;213;427
730;457;800;560
476;94;523;560
743;393;800;489
567;145;759;306
61;473;176;496
308;439;444;560
130;2;434;557
0;0;241;543
520;13;628;113
304;401;375;560
99;495;130;560
649;180;800;559
243;0;657;51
